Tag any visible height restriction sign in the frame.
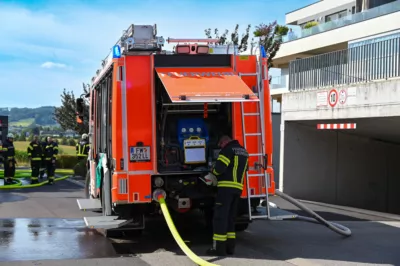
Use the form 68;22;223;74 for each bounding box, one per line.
328;89;338;107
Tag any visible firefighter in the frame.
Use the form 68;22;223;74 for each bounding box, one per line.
43;136;59;184
27;135;42;184
76;133;90;160
204;135;249;257
2;133;16;185
39;136;47;179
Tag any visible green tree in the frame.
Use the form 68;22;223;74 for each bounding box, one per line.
204;24;251;53
53;85;89;135
253;21;288;71
61;137;68;145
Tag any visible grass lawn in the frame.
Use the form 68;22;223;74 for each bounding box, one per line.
9;118;35;127
13;141;76;155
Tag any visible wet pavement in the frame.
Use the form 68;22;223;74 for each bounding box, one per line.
1;178;400;265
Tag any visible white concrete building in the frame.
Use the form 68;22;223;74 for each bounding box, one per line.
271;0;400;215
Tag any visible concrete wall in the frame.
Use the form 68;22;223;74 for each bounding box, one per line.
282;78;400;120
272;113;281;188
283;122;400;214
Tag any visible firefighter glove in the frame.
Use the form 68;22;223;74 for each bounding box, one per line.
204;173;217;186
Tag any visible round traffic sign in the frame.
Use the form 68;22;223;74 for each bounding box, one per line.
328;89;338;107
339;89;347;104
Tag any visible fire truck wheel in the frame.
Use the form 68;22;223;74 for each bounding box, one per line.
235;223;249;232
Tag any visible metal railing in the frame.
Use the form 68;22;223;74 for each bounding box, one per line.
283;1;400;43
288;36;400;91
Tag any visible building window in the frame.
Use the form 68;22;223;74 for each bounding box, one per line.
325;9;347;22
352;6;355;14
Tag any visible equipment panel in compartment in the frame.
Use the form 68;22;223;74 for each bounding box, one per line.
183;137;206;164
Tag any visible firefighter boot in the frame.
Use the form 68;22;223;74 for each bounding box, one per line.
4;178;12;185
226;239;236;255
206;241;226;257
31;177;39;184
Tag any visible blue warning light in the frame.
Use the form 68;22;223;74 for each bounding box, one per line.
113;45;121;58
260;45;267;58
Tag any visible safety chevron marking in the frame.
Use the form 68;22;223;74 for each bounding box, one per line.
317;123;356;130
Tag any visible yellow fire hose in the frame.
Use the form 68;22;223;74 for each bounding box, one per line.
0;170;70;189
158;196;220;266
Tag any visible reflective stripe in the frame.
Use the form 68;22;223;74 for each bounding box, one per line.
213;234;227;241
31;158;41;161
217;154;230;166
27;153;32;156
227;232;236;239
28;145;33;150
53;146;59;150
241;159;248;184
2;148;8;151
212;168;219;175
217;180;243;190
233;155;238;183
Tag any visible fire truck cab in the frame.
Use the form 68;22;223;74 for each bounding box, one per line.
76;24;275;234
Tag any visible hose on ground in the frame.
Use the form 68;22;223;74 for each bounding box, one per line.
275;190;352;237
0;170;70;189
158;196;220;266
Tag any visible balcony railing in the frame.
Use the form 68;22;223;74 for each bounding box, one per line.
288;36;400;91
270;74;289;89
282;1;400;43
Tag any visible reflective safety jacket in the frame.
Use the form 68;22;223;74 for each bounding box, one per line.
43;141;59;160
212;140;249;191
76;140;89;157
27;141;43;161
2;140;15;161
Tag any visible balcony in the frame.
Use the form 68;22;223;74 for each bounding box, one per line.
283;1;400;43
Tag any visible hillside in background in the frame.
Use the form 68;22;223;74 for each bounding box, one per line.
0;106;58;127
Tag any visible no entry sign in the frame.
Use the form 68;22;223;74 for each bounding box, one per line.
328;89;338;107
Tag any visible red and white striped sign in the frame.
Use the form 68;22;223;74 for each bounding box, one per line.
317;123;356;130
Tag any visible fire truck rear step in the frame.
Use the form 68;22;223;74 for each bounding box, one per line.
84;216;131;229
77;199;102;211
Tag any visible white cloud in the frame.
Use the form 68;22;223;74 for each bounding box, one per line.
41;61;67;69
0;0;272;107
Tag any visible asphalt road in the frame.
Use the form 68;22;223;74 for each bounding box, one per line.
1;178;400;266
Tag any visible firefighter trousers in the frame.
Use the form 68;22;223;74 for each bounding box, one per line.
212;187;241;255
30;160;41;181
45;159;56;181
4;160;16;178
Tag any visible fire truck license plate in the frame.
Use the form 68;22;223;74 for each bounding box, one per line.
130;146;150;162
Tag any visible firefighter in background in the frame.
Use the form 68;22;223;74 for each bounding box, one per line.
39;136;47;179
204;135;249;257
76;133;90;160
2;133;16;185
43;136;59;184
27;135;42;184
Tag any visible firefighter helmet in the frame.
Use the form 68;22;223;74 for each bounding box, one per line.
82;133;88;140
7;133;14;139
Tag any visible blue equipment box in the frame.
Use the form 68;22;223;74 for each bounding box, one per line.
177;118;209;147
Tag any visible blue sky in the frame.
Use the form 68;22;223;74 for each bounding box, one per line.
0;0;315;108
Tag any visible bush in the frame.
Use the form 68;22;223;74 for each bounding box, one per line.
304;21;318;29
73;159;87;177
56;155;78;169
61;137;68;145
68;138;76;146
15;150;29;163
13;151;78;169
